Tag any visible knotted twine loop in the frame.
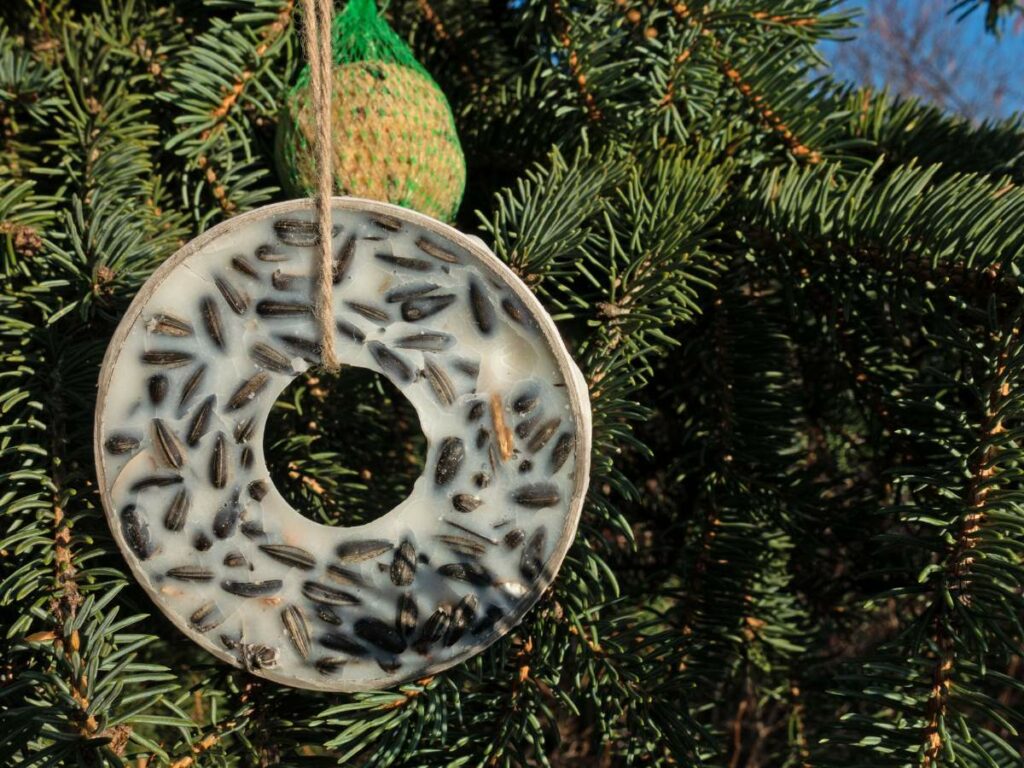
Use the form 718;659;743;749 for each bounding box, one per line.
301;0;340;371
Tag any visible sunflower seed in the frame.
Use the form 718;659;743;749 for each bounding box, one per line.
235;416;255;443
394;331;454;351
415;236;459;264
476;428;489;449
317;605;342;625
148;375;168;405
452;493;482;513
221;579;282;598
271;270;301;292
105;434;139;454
513;483;561;509
260;543;316;570
215;275;248;315
241;446;254;469
504;529;526;548
256;300;312;317
501;296;533;328
142;350;193;368
521;527;546;580
345;300;389;323
241;643;279;671
326;564;366;586
276;334;322;362
227;371;270;410
163;488;191;531
435;437;464;485
391;540;416;586
423;358;455;406
370;214;403;232
528;418;561;453
436;534;486;559
438;561;493;587
149;313;193;337
120;504;152;560
516;412;541;439
467;400;485;422
282;605;312;659
336;540;392;563
472;604;504;636
333;236;356;283
385;282;439;303
231;255;259;279
468;275;494;335
336;319;365;343
190;602;223;632
513;390;539;415
167;565;214;582
209;432;228;489
200;296;225;350
355;617;407;654
256;244;289;262
319;632;367;656
241;521;266;539
401;294;456;321
274;218;320;246
223;551;247;568
302;581;361;606
178;365;207;412
248;479;268;501
131;474;182;492
551;433;573;473
368;341;412;383
396;593;418;638
453;358;480;379
443;518;498;545
414;604;451;653
445;594;479;646
375;252;432;272
474;472;490;488
316;656;348;674
250;342;291;373
193;532;212;551
151;418;183;469
213;489;241;538
187;395;215;446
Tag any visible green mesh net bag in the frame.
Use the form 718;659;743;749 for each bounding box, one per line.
275;0;466;222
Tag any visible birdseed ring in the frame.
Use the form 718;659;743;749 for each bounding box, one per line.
94;198;591;691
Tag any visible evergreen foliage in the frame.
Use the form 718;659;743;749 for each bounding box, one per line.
1;0;1024;765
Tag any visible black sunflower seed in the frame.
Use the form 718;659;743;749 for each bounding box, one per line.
231;254;259;279
209;432;228;489
501;296;533;328
120;504;152;560
142;350;192;368
452;493;482;513
434;437;464;485
385;282;439;303
190;602;223;633
274;218;319;246
504;528;526;548
368;341;412;383
163;488;191;531
221;579;283;598
354;617;407;654
513;483;561;509
396;593;418;638
401;294;456;322
187;395;215;447
302;581;361;606
468;276;494;335
423;358;455;406
438;561;493;587
256;244;289;262
240;446;254;469
375;252;432;272
516;412;541;439
390;540;416;586
235;417;256;444
520;527;546;580
551;433;573;473
445;594;479;646
317;605;342;625
240;521;266;539
227;371;270;411
326;564;365;586
178;364;207;412
345;300;389;323
513;390;539;415
271;270;300;291
256;300;312;317
316;656;348;674
467;400;485;422
167;565;214;582
436;534;486;559
394;331;453;351
528;417;561;453
276;334;322;362
282;605;312;659
200;296;224;350
336;539;392;563
370;214;402;232
148;374;168;406
223;551;247;568
250;342;291;373
248;480;268;501
415;236;459;264
473;472;490;489
131;474;182;492
319;632;367;656
476;428;489;450
212;488;241;538
333;236;356;283
260;543;316;570
453;358;480;379
215;275;248;315
105;434;139;455
152;418;183;469
415;604;451;653
336;319;365;343
193;532;212;551
149;313;193;337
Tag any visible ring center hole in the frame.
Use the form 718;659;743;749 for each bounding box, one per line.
264;366;426;527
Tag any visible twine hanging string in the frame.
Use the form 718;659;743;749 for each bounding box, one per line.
301;0;340;371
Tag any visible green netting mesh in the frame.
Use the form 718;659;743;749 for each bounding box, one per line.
275;0;466;221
